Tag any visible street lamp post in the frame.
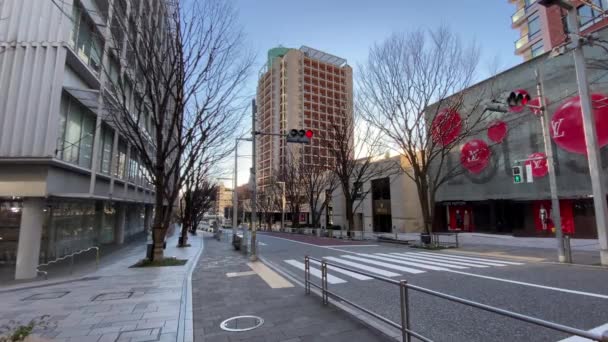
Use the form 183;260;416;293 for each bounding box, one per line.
277;181;286;231
233;137;252;245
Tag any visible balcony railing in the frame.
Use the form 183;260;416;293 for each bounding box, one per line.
515;34;529;50
512;7;526;24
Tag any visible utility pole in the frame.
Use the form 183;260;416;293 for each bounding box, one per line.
250;100;258;261
233;139;238;239
565;7;608;265
538;0;608;265
277;181;286;230
536;69;568;262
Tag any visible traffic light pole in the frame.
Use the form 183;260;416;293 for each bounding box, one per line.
535;69;568;263
250;100;258;262
565;9;608;266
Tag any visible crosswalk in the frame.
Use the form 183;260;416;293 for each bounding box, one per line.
284;252;524;284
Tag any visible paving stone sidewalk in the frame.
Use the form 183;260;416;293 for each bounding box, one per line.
191;236;390;342
0;233;203;342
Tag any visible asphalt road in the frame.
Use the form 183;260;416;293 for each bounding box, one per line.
254;232;608;342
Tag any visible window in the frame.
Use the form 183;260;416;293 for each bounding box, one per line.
97;125;114;175
114;140;127;179
528;15;541;38
353;182;363;199
531;40;544;57
578;1;606;30
69;0;104;73
57;92;96;168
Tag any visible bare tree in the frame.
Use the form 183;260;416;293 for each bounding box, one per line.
327;114;397;233
179;175;217;239
301;160;338;228
358;26;499;234
102;0;251;260
276;148;308;228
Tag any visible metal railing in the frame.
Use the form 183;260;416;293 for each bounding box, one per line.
37;246;100;279
304;256;608;342
430;232;459;248
515;34;529;50
511;7;526;24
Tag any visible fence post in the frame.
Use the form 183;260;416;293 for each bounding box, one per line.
321;261;328;305
305;256;310;295
565;235;572;263
399;280;411;342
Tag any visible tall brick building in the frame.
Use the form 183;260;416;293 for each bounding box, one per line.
255;46;353;187
511;0;608;60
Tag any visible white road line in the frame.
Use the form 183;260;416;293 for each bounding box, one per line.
445;269;608;299
409;252;512;267
324;256;401;277
309;259;373;280
260;235;361;254
417;251;524;265
356;254;449;271
340;255;426;274
378;253;470;269
259;242;267;246
397;253;490;268
323;245;379;248
284;260;346;284
558;322;608;341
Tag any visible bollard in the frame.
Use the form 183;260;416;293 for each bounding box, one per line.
304;256;310;294
96;248;100;269
564;235;573;263
70;254;74;274
321;261;328;305
399;280;411;342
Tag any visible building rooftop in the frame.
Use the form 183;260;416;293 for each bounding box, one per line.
299;46;347;67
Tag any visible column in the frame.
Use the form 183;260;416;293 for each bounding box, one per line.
15;198;45;280
144;205;153;234
115;203;126;245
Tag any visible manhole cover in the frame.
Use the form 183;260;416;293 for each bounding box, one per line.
220;315;264;332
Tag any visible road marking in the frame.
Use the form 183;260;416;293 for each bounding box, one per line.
226;271;256;277
445;269;608;299
324;256;401;277
442;249;545;262
323;245;379;248
355;254;449;271
284;260;347;284
557;322;608;341
259;242;267;246
260;235;364;252
340;255;426;274
378;253;470;269
309;259;373;280
416;251;524;265
410;252;513;266
247;261;293;288
398;253;490;268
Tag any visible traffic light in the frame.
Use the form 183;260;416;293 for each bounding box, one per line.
286;129;313;144
507;90;531;111
512;165;523;184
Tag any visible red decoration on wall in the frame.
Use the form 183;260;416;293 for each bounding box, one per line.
460;139;491;174
550;93;608;154
525;152;548;178
487;120;508;143
431;109;462;146
528;96;548;116
509;89;530;113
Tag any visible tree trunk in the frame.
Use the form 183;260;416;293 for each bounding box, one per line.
151;191;166;261
179;222;189;247
345;199;354;233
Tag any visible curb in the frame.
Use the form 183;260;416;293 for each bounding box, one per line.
177;236;205;342
259;256;401;342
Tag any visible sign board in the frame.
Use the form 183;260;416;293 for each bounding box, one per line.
525;164;534;183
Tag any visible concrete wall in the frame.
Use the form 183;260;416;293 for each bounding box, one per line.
428;29;608;203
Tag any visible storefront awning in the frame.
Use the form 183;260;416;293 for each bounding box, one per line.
63;87;100;115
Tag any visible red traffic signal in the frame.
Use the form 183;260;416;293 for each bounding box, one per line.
305;130;314;138
286;128;312;144
507;89;531;113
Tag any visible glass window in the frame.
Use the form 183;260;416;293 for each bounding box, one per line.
58;92;97;168
528;15;541;37
578;5;594;28
531;40;544;57
70;0;104;73
97;125;114;174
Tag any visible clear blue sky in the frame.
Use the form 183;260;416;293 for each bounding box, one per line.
228;0;523;187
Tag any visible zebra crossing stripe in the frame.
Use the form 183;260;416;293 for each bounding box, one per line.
378;253;471;269
401;252;508;267
395;253;488;268
310;259;373;280
324;256;401;277
284;260;346;284
340;255;426;274
416;252;524;266
356;254;449;271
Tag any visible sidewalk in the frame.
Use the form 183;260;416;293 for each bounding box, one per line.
0;233;203;342
192;236;391;342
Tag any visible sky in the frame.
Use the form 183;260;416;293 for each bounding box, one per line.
225;0;524;188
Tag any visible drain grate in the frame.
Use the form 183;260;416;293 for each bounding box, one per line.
220;315;264;332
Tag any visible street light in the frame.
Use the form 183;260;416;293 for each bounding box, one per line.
276;181;286;231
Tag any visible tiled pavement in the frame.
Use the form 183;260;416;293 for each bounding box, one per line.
0;233;203;342
192;237;391;342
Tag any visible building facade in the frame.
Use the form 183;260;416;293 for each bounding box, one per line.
0;0;163;279
255;46;353;188
428;26;608;238
212;184;233;219
511;0;608;60
327;156;424;234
